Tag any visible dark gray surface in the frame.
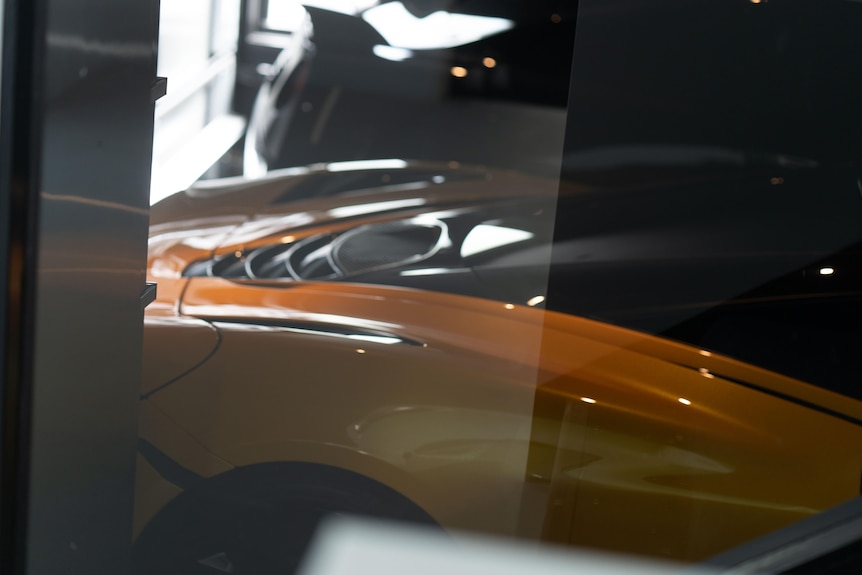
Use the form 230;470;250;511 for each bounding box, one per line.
13;1;159;574
700;496;862;574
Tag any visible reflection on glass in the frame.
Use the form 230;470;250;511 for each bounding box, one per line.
361;2;514;50
372;44;413;61
460;224;535;258
327;198;426;218
450;66;468;78
326;159;409;172
400;267;470;277
269;0;380;23
527;295;545;307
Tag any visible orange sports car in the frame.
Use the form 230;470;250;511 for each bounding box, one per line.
134;160;862;574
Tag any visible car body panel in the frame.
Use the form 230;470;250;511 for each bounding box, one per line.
137;161;862;562
140;309;219;395
138;275;862;560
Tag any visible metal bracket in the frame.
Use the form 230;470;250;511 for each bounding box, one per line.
151;76;168;102
140;282;157;310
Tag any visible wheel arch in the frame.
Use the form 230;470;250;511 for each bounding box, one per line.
133;460;442;574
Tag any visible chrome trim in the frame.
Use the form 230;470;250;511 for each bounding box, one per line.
210;317;426;347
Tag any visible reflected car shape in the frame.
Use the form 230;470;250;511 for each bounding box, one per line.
135;161;862;574
240;2;575;178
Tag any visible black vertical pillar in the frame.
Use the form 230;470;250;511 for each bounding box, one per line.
0;1;160;574
0;0;47;573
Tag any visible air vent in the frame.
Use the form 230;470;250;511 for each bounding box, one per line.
184;221;448;281
286;234;339;280
183;252;248;278
332;221;445;274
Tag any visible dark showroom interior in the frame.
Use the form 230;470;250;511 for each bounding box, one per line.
4;1;862;574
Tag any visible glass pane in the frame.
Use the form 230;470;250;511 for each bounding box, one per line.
136;1;862;573
549;0;862;561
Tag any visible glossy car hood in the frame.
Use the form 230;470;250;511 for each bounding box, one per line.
176;277;862;427
148;161;862;396
141;307;220;396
